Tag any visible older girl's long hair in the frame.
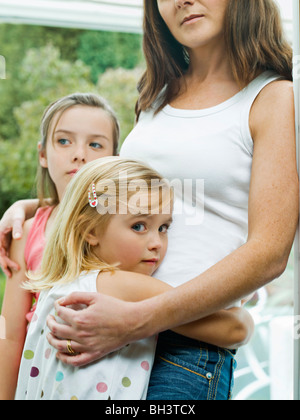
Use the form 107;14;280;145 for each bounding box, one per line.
136;0;293;119
26;157;171;291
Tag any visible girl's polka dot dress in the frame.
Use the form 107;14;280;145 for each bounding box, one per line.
15;271;155;400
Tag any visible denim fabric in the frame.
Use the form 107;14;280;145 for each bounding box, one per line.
147;331;237;401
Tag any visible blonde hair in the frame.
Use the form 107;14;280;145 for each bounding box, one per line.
37;93;120;207
26;157;172;291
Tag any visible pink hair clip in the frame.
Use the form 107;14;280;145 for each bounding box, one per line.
88;184;98;208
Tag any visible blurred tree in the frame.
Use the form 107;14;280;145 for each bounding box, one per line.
0;44;94;216
97;67;142;145
77;30;143;83
0;24;83;141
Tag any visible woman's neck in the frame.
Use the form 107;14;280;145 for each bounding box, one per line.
170;47;239;110
166;39;240;110
185;41;234;85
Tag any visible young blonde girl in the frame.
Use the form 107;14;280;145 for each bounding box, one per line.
10;157;253;400
0;93;119;398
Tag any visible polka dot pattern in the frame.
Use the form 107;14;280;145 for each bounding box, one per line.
56;372;64;382
24;350;34;360
45;348;52;359
141;361;150;371
122;377;131;388
96;382;108;393
30;367;39;378
15;271;156;400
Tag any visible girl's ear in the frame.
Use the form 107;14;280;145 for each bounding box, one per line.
85;229;100;247
38;142;48;168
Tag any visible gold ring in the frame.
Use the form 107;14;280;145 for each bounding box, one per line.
67;339;76;356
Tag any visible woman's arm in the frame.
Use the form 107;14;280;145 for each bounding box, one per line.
97;270;253;349
174;308;254;350
0;199;39;277
48;80;298;366
0;220;33;400
48;271;253;365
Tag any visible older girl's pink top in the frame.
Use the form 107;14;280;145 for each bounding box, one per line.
24;206;54;323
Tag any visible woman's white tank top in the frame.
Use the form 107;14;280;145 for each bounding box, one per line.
121;71;281;287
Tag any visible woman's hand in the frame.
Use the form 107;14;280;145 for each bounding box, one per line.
47;292;150;367
0;204;25;278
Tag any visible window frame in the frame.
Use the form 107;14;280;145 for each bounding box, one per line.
294;0;300;402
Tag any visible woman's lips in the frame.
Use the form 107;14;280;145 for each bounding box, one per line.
182;14;204;25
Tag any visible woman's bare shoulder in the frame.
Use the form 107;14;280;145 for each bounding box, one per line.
250;79;295;139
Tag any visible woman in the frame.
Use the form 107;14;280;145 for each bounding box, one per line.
0;0;298;400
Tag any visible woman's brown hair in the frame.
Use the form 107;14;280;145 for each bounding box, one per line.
136;0;293;119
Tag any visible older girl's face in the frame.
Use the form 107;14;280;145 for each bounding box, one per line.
39;106;115;201
157;0;229;51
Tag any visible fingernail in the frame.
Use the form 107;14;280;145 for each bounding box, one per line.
14;233;21;240
57;298;66;305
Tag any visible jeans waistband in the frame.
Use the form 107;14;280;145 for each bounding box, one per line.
158;330;237;355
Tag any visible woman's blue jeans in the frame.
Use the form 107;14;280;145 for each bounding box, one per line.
147;331;237;400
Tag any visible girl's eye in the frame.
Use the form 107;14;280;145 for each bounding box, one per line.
132;223;147;232
90;142;103;149
58;138;71;146
159;224;169;234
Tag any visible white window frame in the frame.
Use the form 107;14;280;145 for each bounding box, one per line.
294;0;300;402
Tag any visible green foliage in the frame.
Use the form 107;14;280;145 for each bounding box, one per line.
0;24;83;141
97;67;142;145
77;30;143;83
0;44;95;216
